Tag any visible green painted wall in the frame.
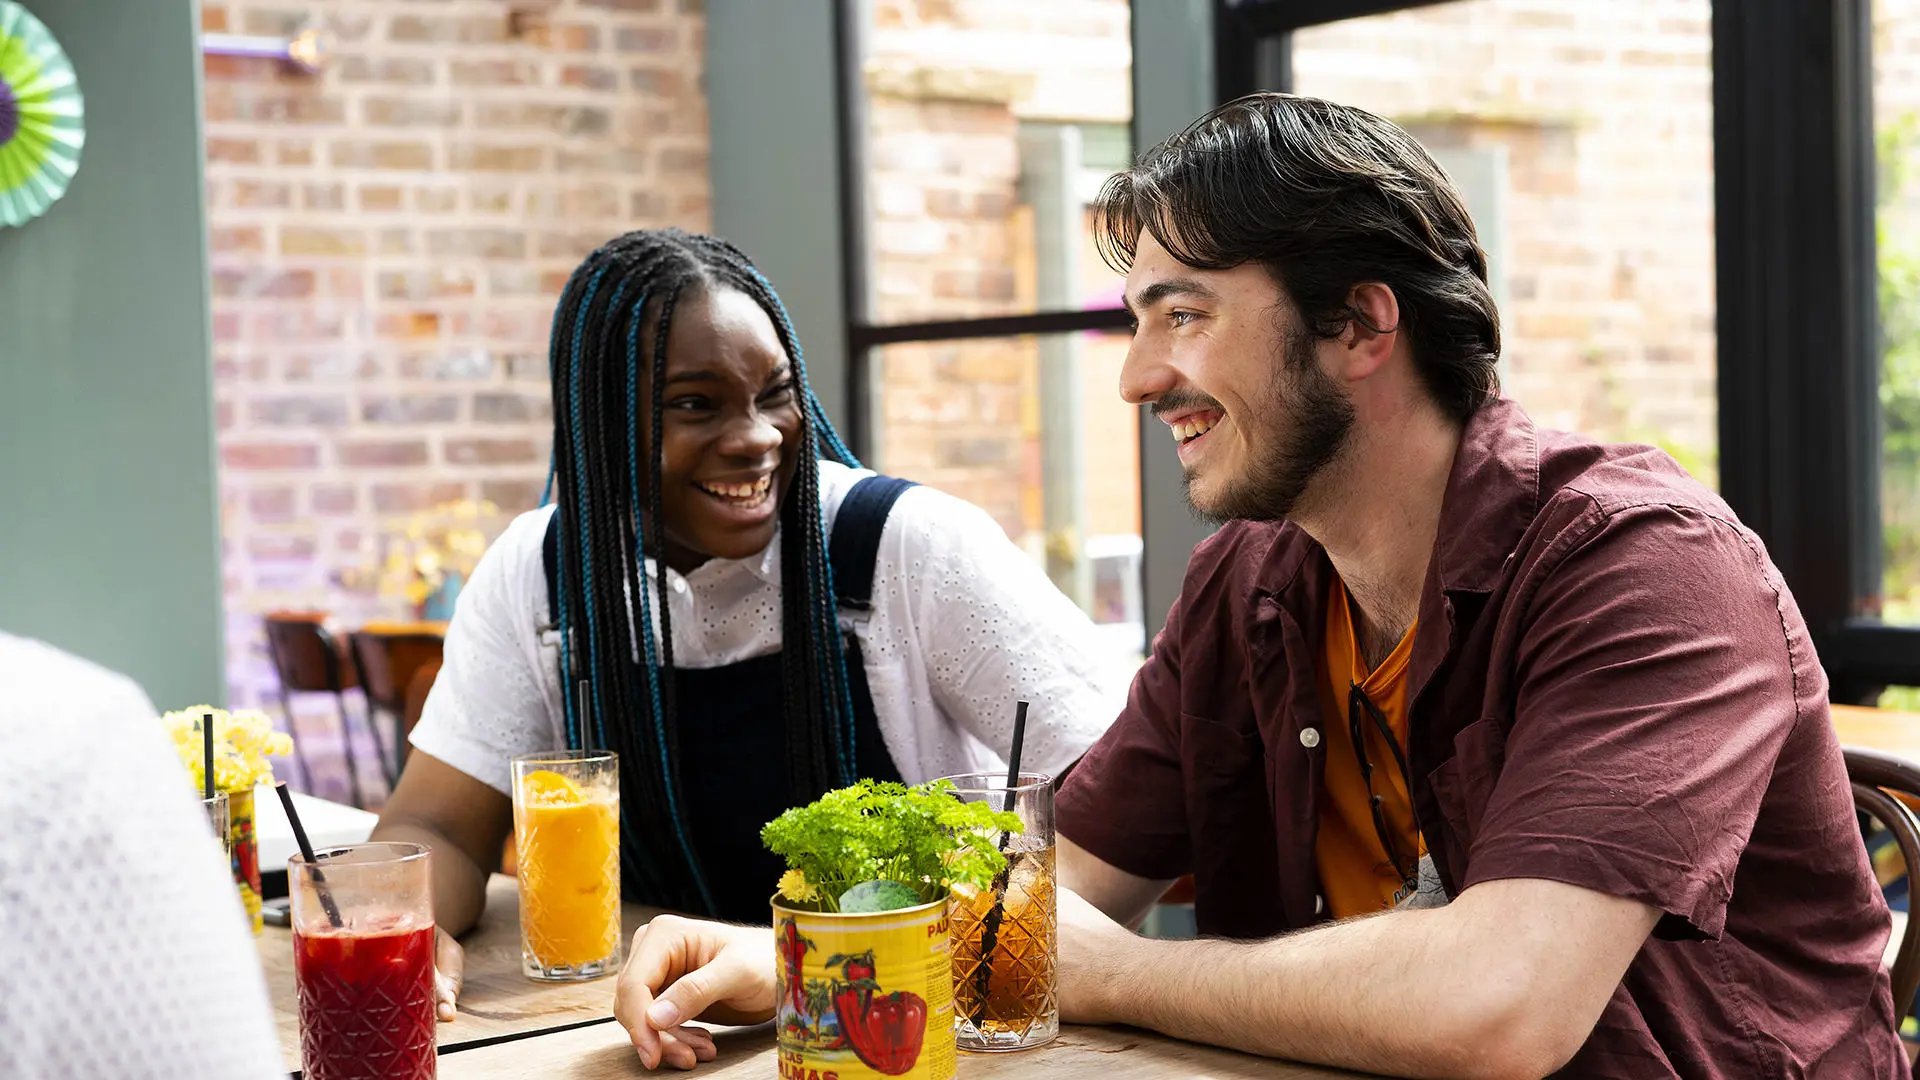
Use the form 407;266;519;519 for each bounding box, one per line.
0;0;223;707
705;0;852;431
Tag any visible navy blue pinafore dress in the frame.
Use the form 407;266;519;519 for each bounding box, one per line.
542;476;912;922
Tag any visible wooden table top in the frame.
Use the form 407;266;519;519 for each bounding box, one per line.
1834;703;1920;763
430;1014;1372;1078
262;874;1373;1078
355;620;450;637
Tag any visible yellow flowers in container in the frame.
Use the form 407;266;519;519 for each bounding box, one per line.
162;706;293;934
776;868;820;905
162;706;292;794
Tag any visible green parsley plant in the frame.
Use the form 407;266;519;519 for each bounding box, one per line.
761;779;1024;912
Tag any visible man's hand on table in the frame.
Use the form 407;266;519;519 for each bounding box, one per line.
434;928;464;1022
613;915;778;1071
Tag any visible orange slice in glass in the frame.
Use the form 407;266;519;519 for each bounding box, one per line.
519;769;585;807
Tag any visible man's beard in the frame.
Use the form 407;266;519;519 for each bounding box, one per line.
1183;326;1355;525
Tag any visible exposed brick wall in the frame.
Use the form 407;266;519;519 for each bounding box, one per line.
203;0;709;718
866;92;1023;323
1882;0;1920;112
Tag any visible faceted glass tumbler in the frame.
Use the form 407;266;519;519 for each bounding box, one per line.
289;842;437;1080
511;750;622;980
941;771;1058;1052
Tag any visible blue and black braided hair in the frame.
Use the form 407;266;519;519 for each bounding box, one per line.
545;228;864;916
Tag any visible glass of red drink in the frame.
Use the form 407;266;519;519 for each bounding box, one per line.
289;842;437;1080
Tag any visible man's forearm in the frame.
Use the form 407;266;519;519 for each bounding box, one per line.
1080;908;1542;1080
370;818;490;936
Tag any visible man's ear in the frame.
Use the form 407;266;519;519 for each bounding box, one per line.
1338;282;1401;380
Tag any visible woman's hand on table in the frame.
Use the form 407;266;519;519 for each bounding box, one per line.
614;915;778;1071
434;927;464;1022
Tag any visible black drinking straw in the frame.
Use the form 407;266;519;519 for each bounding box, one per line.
201;712;215;803
274;781;344;929
970;700;1029;1027
1000;702;1028;819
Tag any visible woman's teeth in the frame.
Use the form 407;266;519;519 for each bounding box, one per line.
699;475;772;502
1170;415;1219;443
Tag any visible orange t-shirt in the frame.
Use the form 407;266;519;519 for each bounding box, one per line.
1314;575;1423;919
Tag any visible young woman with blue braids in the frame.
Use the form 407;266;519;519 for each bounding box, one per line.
371;229;1125;1051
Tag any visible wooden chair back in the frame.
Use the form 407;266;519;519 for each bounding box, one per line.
401;657;443;738
348;630;443;718
1847;746;1920;1017
263;612;356;692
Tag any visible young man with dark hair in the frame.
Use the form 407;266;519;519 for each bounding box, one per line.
1050;92;1904;1078
611;95;1906;1079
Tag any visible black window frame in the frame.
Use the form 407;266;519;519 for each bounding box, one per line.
829;0;1225;642
831;0;1134;463
1214;0;1920;699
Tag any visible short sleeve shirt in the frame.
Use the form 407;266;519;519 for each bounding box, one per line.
1057;399;1907;1078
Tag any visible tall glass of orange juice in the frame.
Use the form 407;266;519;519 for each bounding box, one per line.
510;750;621;980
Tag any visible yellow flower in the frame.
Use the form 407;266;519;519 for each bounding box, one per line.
361;497;509;612
161;706;293;795
777;869;818;904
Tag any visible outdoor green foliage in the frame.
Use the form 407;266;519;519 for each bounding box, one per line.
762;779;1024;913
1877;112;1920;635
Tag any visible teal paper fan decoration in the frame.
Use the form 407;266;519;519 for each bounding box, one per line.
0;1;84;227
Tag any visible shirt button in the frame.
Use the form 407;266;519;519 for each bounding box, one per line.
1299;727;1321;749
670;577;688;595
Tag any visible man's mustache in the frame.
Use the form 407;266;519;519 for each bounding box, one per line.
1150;389;1226;419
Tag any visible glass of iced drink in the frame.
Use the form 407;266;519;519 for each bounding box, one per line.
940;771;1058;1052
511;749;621;980
290;842;436;1080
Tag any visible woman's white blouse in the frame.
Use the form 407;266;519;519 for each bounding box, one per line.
410;461;1130;794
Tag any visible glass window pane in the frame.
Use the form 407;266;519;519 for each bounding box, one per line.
873;331;1144;665
1875;2;1920;625
862;0;1132;322
1292;1;1718;487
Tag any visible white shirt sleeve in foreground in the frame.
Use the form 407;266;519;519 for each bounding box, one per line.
0;632;285;1080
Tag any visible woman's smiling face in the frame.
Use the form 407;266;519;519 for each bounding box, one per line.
641;284;805;573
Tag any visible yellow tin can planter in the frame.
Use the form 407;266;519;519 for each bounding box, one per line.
772;894;956;1080
229;786;262;935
